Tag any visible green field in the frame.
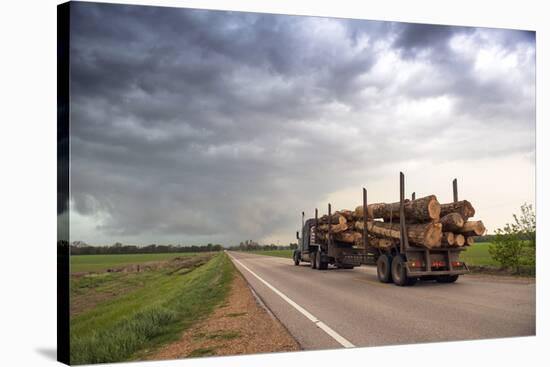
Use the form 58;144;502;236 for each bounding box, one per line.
70;252;233;364
459;242;497;266
249;244;497;267
71;252;201;273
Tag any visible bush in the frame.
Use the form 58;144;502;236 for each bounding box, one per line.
489;203;535;274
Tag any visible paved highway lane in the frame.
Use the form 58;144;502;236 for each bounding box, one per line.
228;251;535;350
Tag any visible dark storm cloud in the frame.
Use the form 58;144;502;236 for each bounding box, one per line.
68;2;535;245
394;23;465;57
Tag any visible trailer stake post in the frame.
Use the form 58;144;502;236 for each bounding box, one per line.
328;203;332;247
399;172;410;253
301;211;305;242
363;188;368;249
453;178;458;203
315;208;318;244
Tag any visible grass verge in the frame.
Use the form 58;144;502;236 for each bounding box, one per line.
70;253;233;365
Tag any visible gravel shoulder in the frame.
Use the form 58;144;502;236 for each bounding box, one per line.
148;263;300;360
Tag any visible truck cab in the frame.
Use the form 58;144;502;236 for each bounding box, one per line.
293;218;375;270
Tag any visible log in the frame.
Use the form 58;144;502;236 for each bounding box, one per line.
335;210;355;222
440;200;475;220
442;232;455;246
334;231;361;244
440;213;464;232
317;230;361;245
454;234;465;247
318;223;348;233
317;214;347;233
319;231;395;249
465;236;475;246
367;237;395;249
354;220;442;248
458;220;486;236
318;213;347;225
354;195;441;222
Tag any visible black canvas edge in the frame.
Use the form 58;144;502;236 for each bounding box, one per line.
57;2;71;365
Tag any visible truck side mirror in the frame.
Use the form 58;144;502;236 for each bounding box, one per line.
296;231;300;240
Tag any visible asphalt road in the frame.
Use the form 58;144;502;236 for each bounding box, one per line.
228;251;535;350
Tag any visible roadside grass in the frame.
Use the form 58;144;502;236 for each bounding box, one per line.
70;255;210;316
71;252;202;273
188;347;217;358
70;253;234;365
248;250;294;259
194;331;241;341
460;242;498;266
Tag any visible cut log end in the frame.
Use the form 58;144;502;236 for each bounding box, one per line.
427;197;441;220
454;234;465;247
460;220;486;236
424;223;443;248
442;232;455;246
440;212;465;232
440;200;476;220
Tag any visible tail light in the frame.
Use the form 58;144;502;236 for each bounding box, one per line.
452;261;463;267
409;261;425;268
431;261;445;268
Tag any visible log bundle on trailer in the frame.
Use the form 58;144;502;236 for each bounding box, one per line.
314;195;485;250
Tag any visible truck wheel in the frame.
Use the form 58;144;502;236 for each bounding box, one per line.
315;251;329;270
310;252;317;269
315;251;321;270
436;275;459;283
317;253;328;270
293;252;300;266
391;255;416;286
377;254;393;283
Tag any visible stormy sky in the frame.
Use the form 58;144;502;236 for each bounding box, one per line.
67;2;536;246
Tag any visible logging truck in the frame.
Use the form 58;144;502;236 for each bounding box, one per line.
292;173;471;286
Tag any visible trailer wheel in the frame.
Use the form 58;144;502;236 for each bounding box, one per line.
315;251;322;270
377;254;393;283
293;251;300;266
436;275;459;283
310;252;317;269
391;255;416;286
317;253;328;270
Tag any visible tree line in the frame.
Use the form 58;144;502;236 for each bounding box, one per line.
70;242;224;255
226;240;298;251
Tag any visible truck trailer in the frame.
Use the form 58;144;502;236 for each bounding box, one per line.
292;172;470;286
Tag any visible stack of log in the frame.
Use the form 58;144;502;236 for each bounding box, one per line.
315;195;485;250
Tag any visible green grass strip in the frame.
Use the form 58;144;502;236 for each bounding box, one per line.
70;253;233;365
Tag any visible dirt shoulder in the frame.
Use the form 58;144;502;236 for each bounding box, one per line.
148;264;300;360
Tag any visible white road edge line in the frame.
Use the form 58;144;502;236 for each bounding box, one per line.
228;253;355;348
